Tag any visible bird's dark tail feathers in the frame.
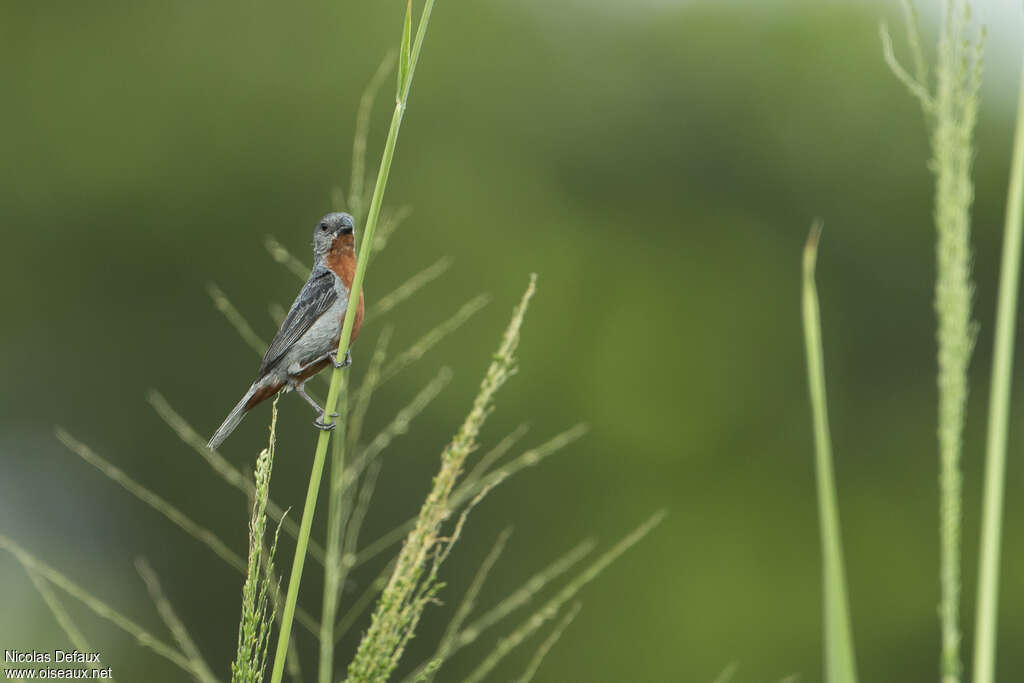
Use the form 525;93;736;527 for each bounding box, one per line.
208;384;257;450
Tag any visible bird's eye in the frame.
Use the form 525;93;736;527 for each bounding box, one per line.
320;223;329;232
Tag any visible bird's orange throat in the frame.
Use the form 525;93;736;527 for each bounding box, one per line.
326;234;357;288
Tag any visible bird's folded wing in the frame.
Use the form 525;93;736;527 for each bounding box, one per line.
258;266;339;376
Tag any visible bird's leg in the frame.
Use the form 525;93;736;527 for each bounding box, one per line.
294;382;338;431
294;349;352;374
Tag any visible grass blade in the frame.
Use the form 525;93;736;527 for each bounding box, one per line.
351;52;398;226
136;558;219;683
414;528;512;683
0;535;193;674
515;601;582;683
379;294;490;385
801;224;857;683
368;257;451;320
146;391;329;566
19;566;109;678
972;57;1024;683
397;0;412;99
354;425;585;571
55;428;246;573
208;284;267;357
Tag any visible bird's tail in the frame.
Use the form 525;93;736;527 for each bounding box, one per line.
208;384;258;450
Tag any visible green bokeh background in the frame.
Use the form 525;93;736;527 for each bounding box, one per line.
3;1;1024;681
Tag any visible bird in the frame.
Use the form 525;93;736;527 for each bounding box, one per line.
208;212;365;450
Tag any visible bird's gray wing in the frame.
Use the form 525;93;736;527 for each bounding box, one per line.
257;265;338;376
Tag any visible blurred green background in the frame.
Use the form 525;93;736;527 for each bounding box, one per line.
3;0;1024;681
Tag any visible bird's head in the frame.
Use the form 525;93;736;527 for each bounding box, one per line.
312;212;356;260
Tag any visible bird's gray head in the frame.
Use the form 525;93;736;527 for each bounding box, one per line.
312;212;356;259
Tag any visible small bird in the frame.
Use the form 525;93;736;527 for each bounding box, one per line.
208;212;365;449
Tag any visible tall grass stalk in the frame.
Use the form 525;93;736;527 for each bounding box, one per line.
972;59;1024;683
268;2;437;680
232;399;283;683
801;224;858;683
319;373;350;683
882;5;983;680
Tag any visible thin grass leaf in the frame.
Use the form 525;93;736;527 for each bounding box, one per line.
973;56;1024;683
20;565;107;677
350;52;398;227
462;511;666;683
367;257;451;320
136;558;219;683
401;0;438;105
397;0;412;101
880;22;935;110
269;302;287;326
379;294;490;384
344;367;453;494
208;284;267;357
515;601;582;683
0;535;193;674
55;428;246;573
343;459;383;564
711;662;739;683
370;205;413;256
415;537;596;667
264;237;311;282
146;391;328;566
407;528;512;683
390;475;507;677
801;225;858;683
354;424;585;570
347;327;394;455
334;562;395;644
463;423;529;489
450;425;587;510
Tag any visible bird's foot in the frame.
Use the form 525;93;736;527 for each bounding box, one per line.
329;350;352;369
313;413;338;431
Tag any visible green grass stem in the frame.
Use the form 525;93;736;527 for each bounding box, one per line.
319;374;350;683
268;3;438;680
972;57;1024;683
801;225;858;683
515;601;582;683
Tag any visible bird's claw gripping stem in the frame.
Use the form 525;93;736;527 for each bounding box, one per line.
330;350;352;369
313;415;337;431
